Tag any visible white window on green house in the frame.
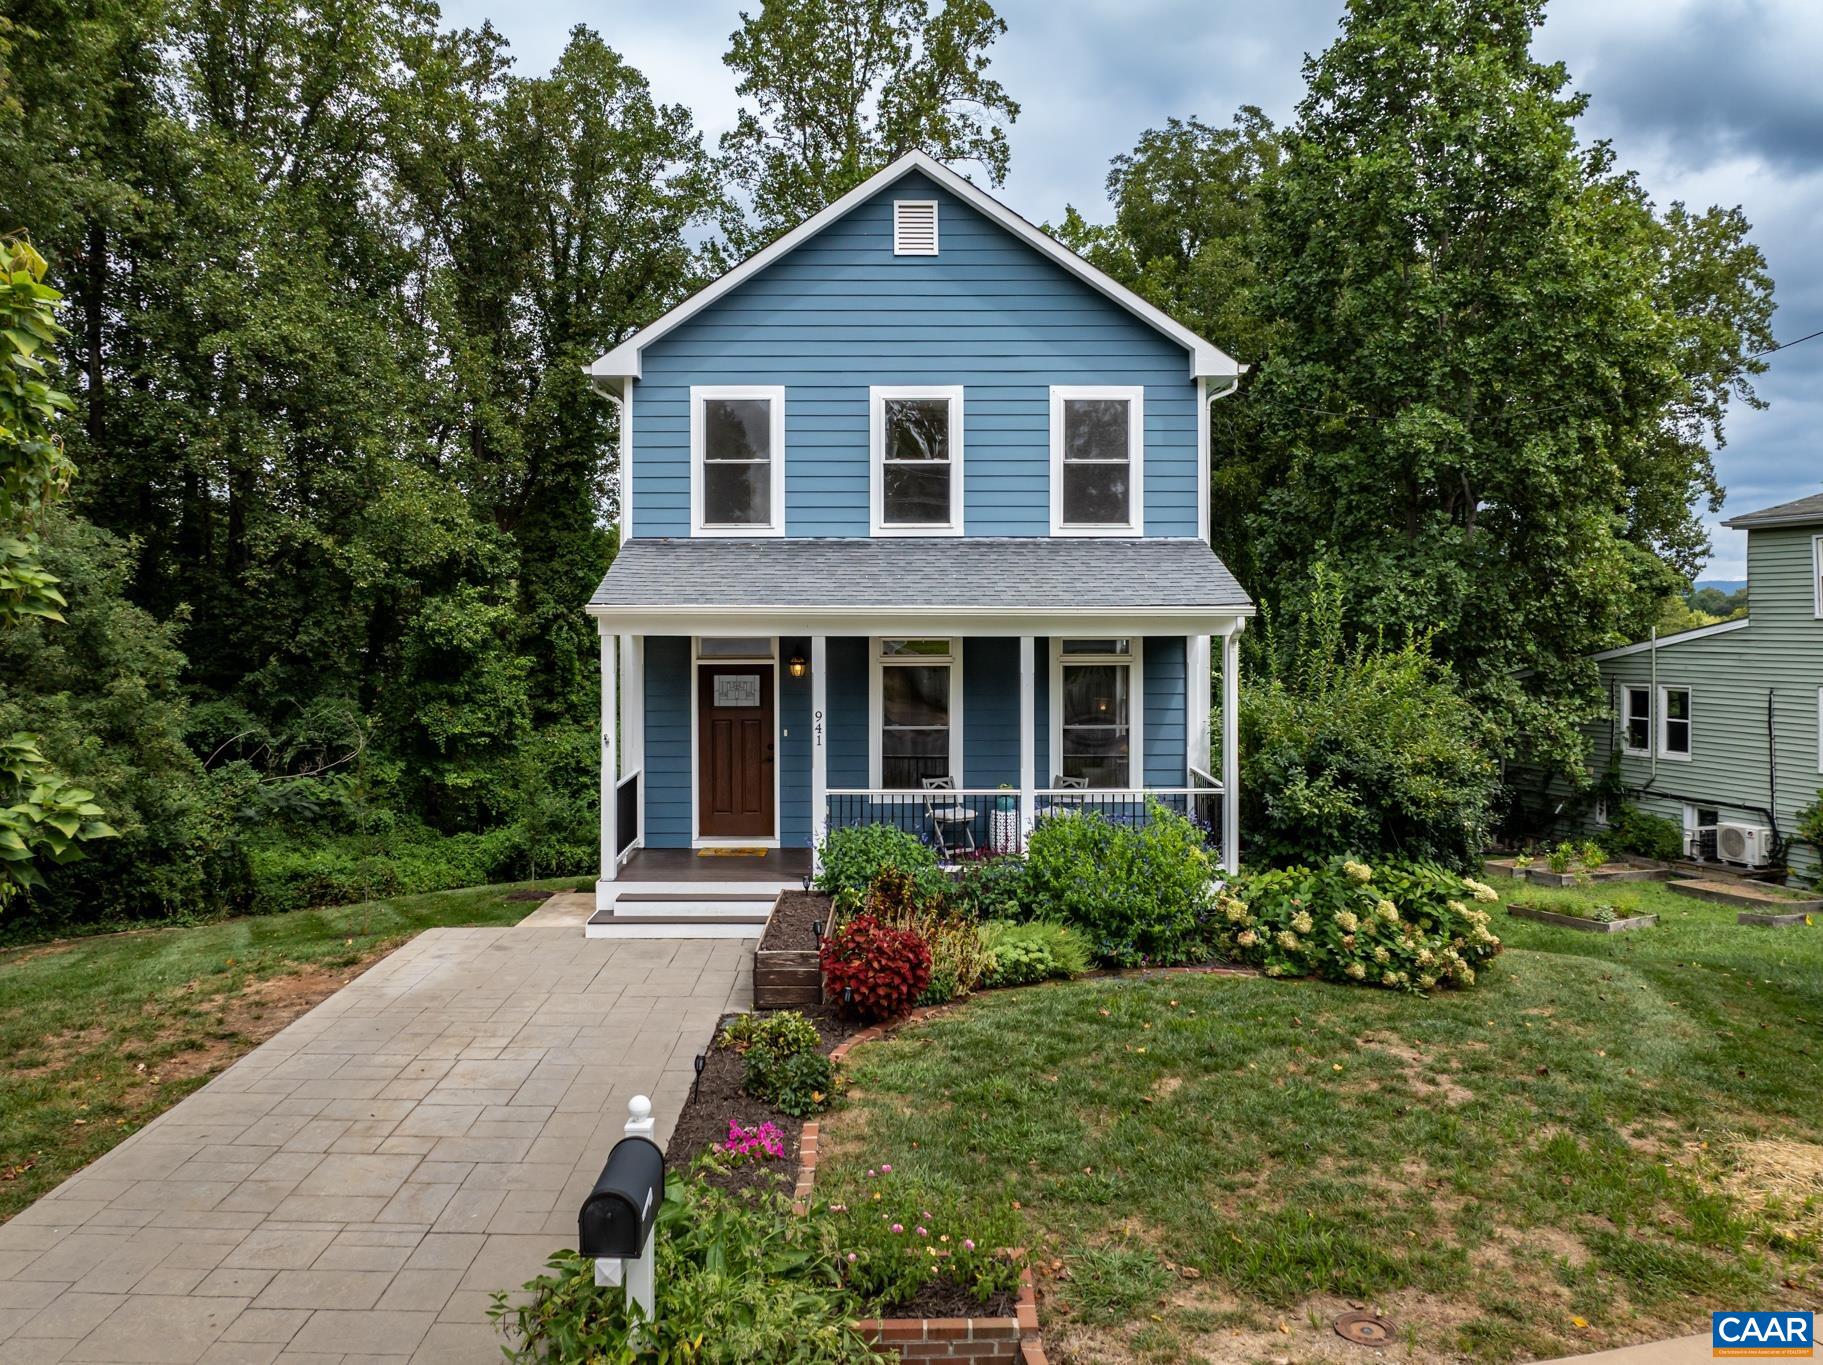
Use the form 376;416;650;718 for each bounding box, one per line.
1623;685;1652;755
1659;685;1692;759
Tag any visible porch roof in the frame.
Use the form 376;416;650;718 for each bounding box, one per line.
587;537;1252;630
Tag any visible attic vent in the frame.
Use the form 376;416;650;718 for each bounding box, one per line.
893;200;938;255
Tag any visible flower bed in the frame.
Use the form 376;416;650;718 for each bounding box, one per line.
1508;903;1658;933
755;890;836;1008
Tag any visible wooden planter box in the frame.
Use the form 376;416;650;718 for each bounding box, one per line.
1522;864;1670;888
1668;879;1823;916
1737;911;1816;927
754;893;836;1009
1508;904;1658;934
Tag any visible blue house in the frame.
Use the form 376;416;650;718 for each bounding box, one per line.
584;152;1254;935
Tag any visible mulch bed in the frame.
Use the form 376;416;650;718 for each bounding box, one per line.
666;1006;856;1198
760;890;832;952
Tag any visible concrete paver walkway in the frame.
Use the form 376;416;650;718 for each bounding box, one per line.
0;925;750;1363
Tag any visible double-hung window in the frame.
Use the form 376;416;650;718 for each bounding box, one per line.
871;386;962;534
691;386;784;536
872;639;961;789
1053;639;1141;788
1050;386;1143;535
1622;685;1652;755
1658;685;1692;760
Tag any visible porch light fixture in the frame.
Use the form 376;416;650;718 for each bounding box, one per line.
788;653;808;679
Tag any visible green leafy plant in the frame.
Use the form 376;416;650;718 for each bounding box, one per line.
1608;804;1685;864
492;1172;873;1363
0;733;116;907
814;824;946;904
821;912;931;1022
979;920;1090;987
1580;841;1608;871
1546;843;1575;874
722;1011;834;1117
721;1010;821;1062
1224;857;1502;991
1023;803;1217;967
949;854;1030;920
860;868;993;1007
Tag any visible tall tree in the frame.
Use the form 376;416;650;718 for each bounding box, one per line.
1243;0;1774;780
721;0;1019;241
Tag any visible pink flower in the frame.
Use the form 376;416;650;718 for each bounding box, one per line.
963;1239;975;1251
916;1226;927;1237
867;1168;876;1177
891;1223;903;1234
881;1164;892;1173
846;1252;857;1263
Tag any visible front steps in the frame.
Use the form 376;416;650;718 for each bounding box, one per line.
585;883;793;939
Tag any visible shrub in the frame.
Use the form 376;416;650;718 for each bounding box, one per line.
1608;803;1685;863
858;868;993;1007
1546;842;1574;874
1022;803;1217;967
821;913;931;1022
722;1011;834;1117
815;1165;1024;1311
721;1010;821;1064
949;855;1030;920
979;920;1090;987
493;1173;873;1363
1223;857;1503;992
814;824;945;903
1236;567;1502;870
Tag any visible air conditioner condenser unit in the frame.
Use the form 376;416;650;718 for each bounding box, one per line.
1715;822;1775;869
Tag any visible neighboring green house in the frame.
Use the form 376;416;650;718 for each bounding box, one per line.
1580;490;1823;881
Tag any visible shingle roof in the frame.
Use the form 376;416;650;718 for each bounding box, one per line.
588;538;1252;611
1721;491;1823;529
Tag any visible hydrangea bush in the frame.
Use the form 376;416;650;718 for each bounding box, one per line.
1222;857;1502;992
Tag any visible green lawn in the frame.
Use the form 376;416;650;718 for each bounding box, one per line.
820;874;1822;1363
0;877;585;1222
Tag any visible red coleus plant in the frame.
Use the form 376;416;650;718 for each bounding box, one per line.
821;912;931;1023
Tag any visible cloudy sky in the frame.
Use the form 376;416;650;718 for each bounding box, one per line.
442;0;1822;579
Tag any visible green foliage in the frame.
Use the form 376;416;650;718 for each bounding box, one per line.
1225;857;1504;990
723;1010;835;1118
0;734;115;905
821;912;932;1022
814;823;945;903
244;824;543;916
0;236;75;634
856;867;993;1006
948;854;1030;920
1688;583;1748;619
1608;804;1685;863
719;0;1019;241
1796;792;1823;880
1022;803;1218;967
721;1010;822;1061
1237;566;1503;871
814;1167;1024;1310
492;1174;874;1363
979;919;1089;988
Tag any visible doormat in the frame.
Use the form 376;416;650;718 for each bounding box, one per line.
697;847;769;857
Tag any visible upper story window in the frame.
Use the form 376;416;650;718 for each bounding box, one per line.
1052;638;1141;789
871;638;961;788
1622;685;1651;755
1050;385;1144;535
1658;684;1692;760
691;386;784;537
893;200;938;255
870;386;963;535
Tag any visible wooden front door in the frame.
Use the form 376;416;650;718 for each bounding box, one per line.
697;664;775;839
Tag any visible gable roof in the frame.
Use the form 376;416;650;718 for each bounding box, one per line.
588;151;1242;384
1721;490;1823;530
1588;616;1750;661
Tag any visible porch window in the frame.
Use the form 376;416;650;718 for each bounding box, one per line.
1054;638;1140;788
1659;685;1692;759
1050;386;1143;535
1622;685;1651;755
871;386;962;534
872;638;961;789
692;386;784;535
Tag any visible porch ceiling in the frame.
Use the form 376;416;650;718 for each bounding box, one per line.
586;537;1253;635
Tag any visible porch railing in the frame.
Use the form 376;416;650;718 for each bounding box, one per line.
615;767;640;857
824;776;1224;862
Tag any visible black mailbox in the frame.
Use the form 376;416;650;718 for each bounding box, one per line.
579;1136;665;1258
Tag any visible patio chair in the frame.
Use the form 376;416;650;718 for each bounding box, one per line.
1044;773;1088;816
922;776;977;857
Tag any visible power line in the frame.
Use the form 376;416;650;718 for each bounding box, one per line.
1753;327;1823;358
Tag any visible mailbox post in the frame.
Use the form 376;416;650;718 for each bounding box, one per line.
579;1095;664;1333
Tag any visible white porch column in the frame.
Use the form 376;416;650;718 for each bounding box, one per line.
1018;635;1036;840
623;635;644;850
810;635;828;873
599;626;618;886
1220;624;1242;874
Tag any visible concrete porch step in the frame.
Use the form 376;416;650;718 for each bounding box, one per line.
604;878;798;901
585;906;769;939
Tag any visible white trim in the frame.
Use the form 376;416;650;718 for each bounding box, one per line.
1196;377;1210;545
599;628;618;883
868;638;964;789
690;386;786;537
1018;635;1036;836
616;377;633;543
687;638;782;846
1657;683;1693;762
1221;623;1242;873
1049;385;1145;536
1621;683;1652;757
811;636;828;868
869;385;964;535
892;199;939;255
1590;617;1749;660
1048;637;1144;789
1188;634;1212;772
1814;534;1822;618
588;151;1242;383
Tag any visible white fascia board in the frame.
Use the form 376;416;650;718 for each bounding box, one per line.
586;150;1242;383
1588;617;1750;662
584;604;1254;639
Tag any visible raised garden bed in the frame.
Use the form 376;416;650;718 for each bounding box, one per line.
1737;910;1817;927
754;890;835;1008
1668;879;1823;916
1508;903;1658;934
